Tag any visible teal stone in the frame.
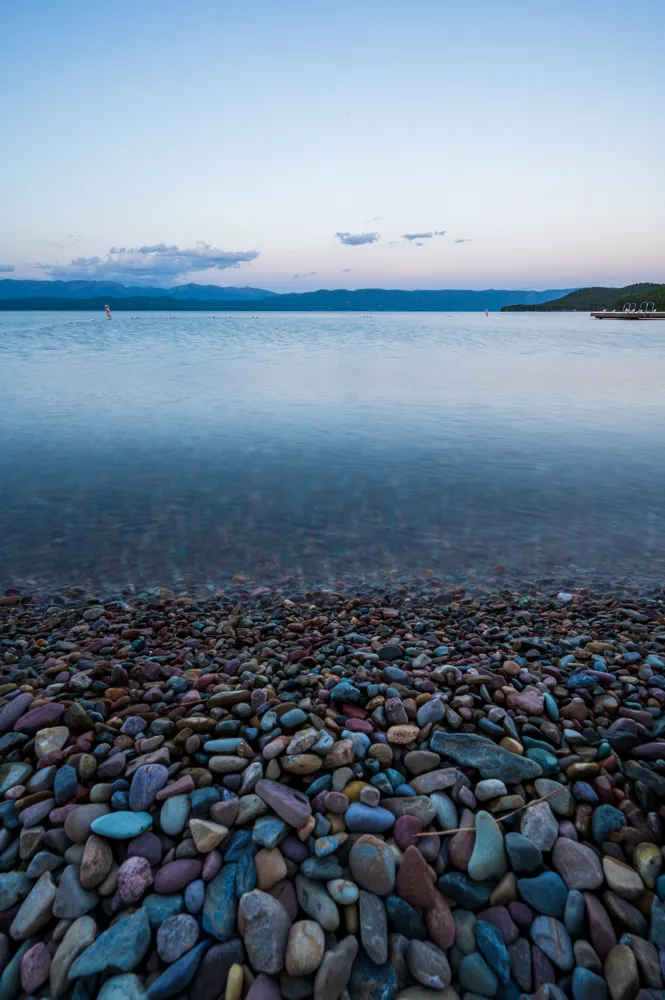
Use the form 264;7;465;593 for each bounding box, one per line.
68;907;151;978
202;738;244;754
315;833;349;856
0;937;33;1000
98;974;149;1000
459;952;499;996
306;774;332;796
525;748;559;776
90;811;153;839
70;974;100;1000
0;872;31;911
147;941;209;999
143;893;185;927
530;915;574;970
160;794;190;836
202;863;237;941
252;815;288;848
564;889;584;937
386;896;427;940
0;763;32;796
429;732;542;782
476;920;511;984
438;872;495;910
572;967;609;1000
591;804;626;843
468;811;507;882
236;854;256;896
189;788;220;816
280;708;307;729
517;872;568;917
543;692;560;721
302;856;344;880
597;742;612;760
349;951;398;1000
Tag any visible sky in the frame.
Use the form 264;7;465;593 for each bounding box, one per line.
1;0;664;292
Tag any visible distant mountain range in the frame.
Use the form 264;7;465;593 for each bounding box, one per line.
0;280;574;312
0;279;277;301
502;282;665;312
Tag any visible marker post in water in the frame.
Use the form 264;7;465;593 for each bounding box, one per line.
104;304;112;320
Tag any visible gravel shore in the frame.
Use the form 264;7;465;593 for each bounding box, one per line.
1;581;665;1000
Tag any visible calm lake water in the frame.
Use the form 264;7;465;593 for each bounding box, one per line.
2;310;665;593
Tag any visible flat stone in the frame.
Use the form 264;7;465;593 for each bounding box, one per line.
407;940;451;990
295;875;339;931
603;857;645;901
360;890;388;964
345;803;395;833
117;856;154;905
476;918;511;984
520;801;558;852
313;935;358;1000
157;913;199;963
202;864;237;941
285;919;325;977
98;974;149;1000
604;943;639;1000
64;804;111;843
53;864;98;919
552;838;604;890
505;832;542;873
190;818;228;853
50;916;98;998
255;779;312;829
584;892;618;959
129;764;168;811
68;907;151;977
9;871;57;940
430;732;542;782
572;967;609;1000
518;872;568;917
238;889;292;974
459;952;499;996
80;834;114;889
146;940;209;999
90;811;153;839
154;859;203;894
20;940;51;994
0;872;31;911
468;811;507;882
395;845;436;909
531;915;574;970
349;835;396;896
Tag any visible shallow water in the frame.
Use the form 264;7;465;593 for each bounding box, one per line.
2;310;665;591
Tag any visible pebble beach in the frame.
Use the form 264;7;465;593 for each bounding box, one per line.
1;581;665;1000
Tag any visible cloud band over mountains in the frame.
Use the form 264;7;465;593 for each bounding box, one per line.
334;232;380;246
41;242;259;283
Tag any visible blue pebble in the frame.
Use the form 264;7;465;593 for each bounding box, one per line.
393;784;417;797
564;889;585;937
345;803;395;833
476;919;511;984
517;872;568;917
223;829;256;863
592;804;626;843
147;941;209;999
184;879;205;914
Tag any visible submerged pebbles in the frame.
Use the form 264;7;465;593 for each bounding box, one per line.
0;583;665;1000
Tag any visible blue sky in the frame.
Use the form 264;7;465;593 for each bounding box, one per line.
1;0;663;291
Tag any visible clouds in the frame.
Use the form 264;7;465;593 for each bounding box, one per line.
335;232;380;246
292;271;317;279
42;241;259;284
401;231;446;241
0;264;15;273
453;239;473;243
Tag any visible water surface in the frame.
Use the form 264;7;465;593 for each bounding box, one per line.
2;310;664;592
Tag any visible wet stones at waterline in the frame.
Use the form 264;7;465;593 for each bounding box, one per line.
0;583;664;999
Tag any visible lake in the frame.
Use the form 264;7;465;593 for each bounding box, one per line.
2;310;665;594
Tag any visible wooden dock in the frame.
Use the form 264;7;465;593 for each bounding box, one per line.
591;311;665;320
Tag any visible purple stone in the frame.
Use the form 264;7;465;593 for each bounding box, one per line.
127;832;163;867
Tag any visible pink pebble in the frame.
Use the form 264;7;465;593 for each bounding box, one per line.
117;856;154;904
202;848;222;881
5;786;25;800
20;942;50;994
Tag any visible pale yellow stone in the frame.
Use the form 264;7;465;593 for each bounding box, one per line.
189;818;228;853
225;963;243;1000
35;726;69;760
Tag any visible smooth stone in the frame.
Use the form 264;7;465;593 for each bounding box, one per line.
327;879;359;905
97;974;149;1000
20;940;51;994
584;892;617;959
534;779;574;817
154;860;203;894
572;967;609;1000
53;865;98;919
564;890;585;936
395;845;436;909
429;732;541;782
0;873;31;911
128;832;163;867
9;871;57;940
604;943;639;1000
468;811;507;882
603;857;645;901
255;779;312;830
50;916;98;999
520;801;558;852
192;940;245;1000
64;804;111;844
345;803;395;833
360;890;389;964
313;935;358;1000
552;839;603;890
146;940;209;999
517;873;568;918
238;889;291;975
295;875;339;931
160;795;190;836
117;856;154;905
202;864;237;941
386;896;427;941
531;915;574;970
68;907;151;977
157;913;200;963
190;819;228;854
285;920;325;977
349;835;396;896
54;765;78;806
143;894;185;928
406;940;451;990
348;949;398;1000
459;952;499;996
505;833;542;873
438;872;495;910
431;792;459;831
476;780;508;802
592;805;626;844
476;919;511;984
90;811;152;839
